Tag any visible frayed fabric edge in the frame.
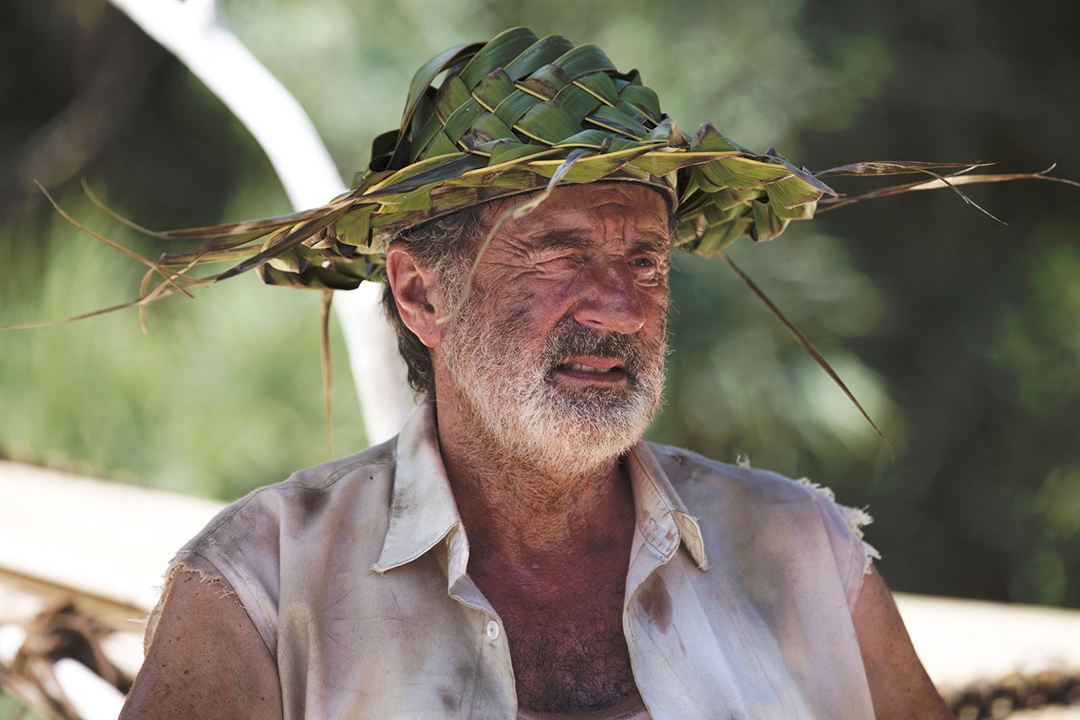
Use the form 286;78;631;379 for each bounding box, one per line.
796;477;882;578
143;552;237;655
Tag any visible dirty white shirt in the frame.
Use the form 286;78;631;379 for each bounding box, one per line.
148;402;879;719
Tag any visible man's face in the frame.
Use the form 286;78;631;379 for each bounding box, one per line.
437;183;672;477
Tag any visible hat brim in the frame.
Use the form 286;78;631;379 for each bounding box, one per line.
146;127;836;292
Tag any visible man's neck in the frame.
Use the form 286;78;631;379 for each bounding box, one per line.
430;384;643;713
432;390;636;598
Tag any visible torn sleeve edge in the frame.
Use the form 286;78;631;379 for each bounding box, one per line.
796;477;882;611
144;550;275;663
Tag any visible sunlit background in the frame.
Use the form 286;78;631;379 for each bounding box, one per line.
2;0;1078;618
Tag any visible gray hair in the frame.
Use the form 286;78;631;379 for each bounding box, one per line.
381;206;485;396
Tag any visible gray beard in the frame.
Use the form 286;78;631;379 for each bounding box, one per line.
441;300;667;479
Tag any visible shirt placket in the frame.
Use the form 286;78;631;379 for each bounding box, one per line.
444;524;518;718
622;448;746;719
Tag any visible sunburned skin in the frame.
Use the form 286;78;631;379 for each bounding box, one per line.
426;184;671;555
391;183;671;710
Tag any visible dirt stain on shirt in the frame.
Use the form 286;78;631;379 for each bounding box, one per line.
637;575;672;633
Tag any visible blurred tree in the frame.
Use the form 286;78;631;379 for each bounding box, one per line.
0;0;363;499
798;0;1080;606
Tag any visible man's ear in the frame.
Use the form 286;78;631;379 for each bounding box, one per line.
385;247;445;348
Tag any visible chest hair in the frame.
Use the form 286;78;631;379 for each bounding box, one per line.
501;590;639;713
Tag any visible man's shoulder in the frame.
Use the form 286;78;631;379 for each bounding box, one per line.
644;441;822;507
180;436;400;556
235;434;398;505
645;441;878;588
272;434;399;496
150;437;403;661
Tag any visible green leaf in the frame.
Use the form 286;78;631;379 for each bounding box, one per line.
493;90;541;127
614;99;652;128
311;265;366;290
704;186;759;211
573;72;619;106
411;110;445;161
693;217;750;255
626;152;709;176
690;123;749;153
552;44;615;79
531;157;624;184
768;196;817;221
505;34;575;80
617;85;662;124
391;41;482;168
515;63;571;101
258;264;314;289
606;137;654;153
423;131;459;158
378;185;432;213
460;113;516;147
435;75;471;122
552;84;602;125
458;27;538;89
765;175;822;213
553;128;612;149
750;199;789;241
587;105;648;139
376;152;483;194
487;142;556;166
702;200;748;228
769;156;837;195
216;206;350;283
472;68;516;110
267;247;307;274
334;205;374;249
442;98;487;143
515;102;581;144
697;157;789;191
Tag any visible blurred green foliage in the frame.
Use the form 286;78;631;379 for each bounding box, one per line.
1;0;1077;607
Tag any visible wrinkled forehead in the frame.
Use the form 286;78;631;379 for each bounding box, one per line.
480;182;674;248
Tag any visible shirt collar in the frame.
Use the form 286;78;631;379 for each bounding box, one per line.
625;441;710;572
372;400;709;576
372;399;462;575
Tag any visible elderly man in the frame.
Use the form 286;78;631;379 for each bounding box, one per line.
121;29;950;720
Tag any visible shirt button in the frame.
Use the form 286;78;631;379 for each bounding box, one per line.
485;620;500;641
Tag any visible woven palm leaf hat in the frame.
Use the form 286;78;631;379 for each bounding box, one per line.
136;25;1065;295
149;27;873;290
19;24;1071;315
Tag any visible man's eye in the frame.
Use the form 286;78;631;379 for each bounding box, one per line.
630;257;656;268
534;254;580;274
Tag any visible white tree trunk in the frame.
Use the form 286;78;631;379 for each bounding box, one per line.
107;0;414;444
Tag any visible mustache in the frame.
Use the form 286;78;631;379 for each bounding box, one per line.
541;319;652;380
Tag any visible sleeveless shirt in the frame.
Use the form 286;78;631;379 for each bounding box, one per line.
146;401;879;719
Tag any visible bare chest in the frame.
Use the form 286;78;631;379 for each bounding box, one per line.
498;594;639;713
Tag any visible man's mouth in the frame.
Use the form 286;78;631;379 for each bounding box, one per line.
553;356;627;384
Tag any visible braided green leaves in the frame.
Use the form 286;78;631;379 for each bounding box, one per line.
73;27;842;297
126;28;836;293
11;23;1064;319
336;29;827;263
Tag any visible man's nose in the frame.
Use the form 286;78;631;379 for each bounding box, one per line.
571;262;645;334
